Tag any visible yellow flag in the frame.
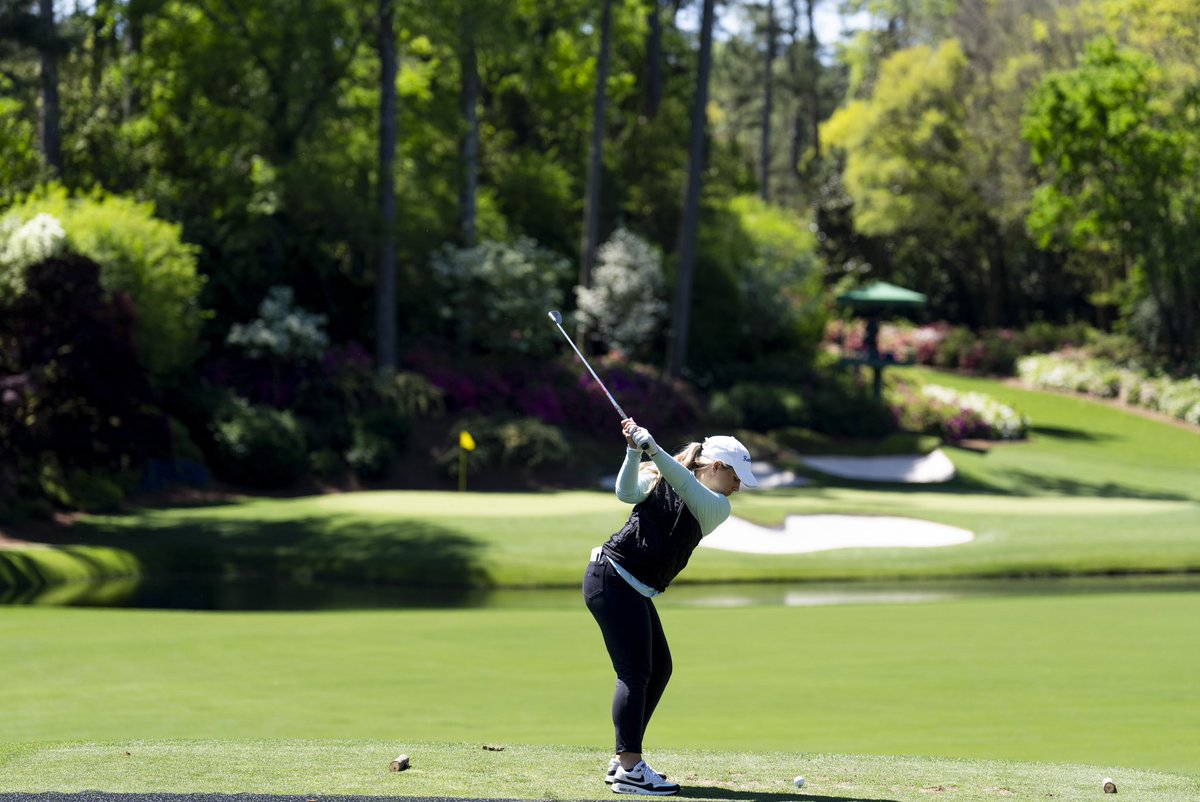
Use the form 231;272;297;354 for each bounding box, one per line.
459;430;476;452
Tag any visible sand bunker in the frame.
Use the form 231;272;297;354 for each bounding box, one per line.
700;514;974;554
798;449;957;483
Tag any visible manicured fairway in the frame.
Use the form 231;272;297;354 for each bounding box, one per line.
3;589;1198;776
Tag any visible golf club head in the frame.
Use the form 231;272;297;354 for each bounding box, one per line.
548;310;563;326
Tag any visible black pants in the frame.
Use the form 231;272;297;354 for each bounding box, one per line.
583;558;673;755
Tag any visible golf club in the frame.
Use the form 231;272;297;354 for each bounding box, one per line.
547;310;632;422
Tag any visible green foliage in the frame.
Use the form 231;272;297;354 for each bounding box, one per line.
708;367;896;438
438;415;569;479
2;187;205;379
392;372;446;418
308;449;345;482
709;383;809;431
210;397;308;489
823;41;972;238
930;326;975;368
1023;36;1200;360
725;195;827;360
0;92;40;199
430;237;573;357
60;470;127;514
344;426;395;481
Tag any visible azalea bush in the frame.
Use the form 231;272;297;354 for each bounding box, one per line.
889;381;1030;441
1018;353;1200;426
825;319;1108;376
402;345;701;434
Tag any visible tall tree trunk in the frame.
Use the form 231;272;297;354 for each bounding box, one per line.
123;1;145;120
667;0;716;379
645;0;663;118
578;0;613;344
459;27;480;247
760;0;777;201
375;0;398;372
806;0;820;160
38;0;62;176
787;0;802;184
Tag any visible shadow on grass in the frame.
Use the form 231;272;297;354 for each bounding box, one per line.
1028;425;1115;443
789;466;1190;502
1;515;490;607
997;471;1192;501
678;788;899;802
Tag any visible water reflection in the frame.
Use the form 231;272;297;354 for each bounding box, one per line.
4;572;1199;611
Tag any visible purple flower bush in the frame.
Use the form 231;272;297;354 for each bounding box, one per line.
825;320;1084;376
401;344;702;434
888;380;1029;441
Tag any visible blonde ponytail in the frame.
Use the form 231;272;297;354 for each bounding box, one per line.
639;441;708;493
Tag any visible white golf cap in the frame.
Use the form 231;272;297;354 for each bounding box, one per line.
701;435;758;488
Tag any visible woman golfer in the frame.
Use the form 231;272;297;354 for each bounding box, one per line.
584;417;757;795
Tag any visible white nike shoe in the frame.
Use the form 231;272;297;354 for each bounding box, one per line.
605;757;620;784
611;760;680;795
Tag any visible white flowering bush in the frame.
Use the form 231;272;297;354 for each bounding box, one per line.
574;228;667;358
1018;353;1200;427
0;213;67;301
890;381;1030;440
226;286;329;360
431;236;572;356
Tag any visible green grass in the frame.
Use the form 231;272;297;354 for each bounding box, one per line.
3;376;1200;794
3;740;1198;801
3;590;1198;775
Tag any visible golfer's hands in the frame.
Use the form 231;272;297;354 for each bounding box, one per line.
622;418;659;455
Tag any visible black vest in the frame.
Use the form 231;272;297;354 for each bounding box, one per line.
601;477;703;593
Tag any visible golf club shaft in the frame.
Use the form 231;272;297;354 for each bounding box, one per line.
548;315;628;420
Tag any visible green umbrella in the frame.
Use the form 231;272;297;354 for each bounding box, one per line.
836;281;927;310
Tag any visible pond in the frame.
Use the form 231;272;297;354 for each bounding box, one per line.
4;572;1199;611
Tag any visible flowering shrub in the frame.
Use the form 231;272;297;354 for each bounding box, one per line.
431;237;572;357
825;320;1116;377
0;213;66;300
1018;353;1200;426
575;228;668;358
889;381;1029;441
227;286;329;360
402;345;701;434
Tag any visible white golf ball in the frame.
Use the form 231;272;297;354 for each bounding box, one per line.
793;776;806;788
